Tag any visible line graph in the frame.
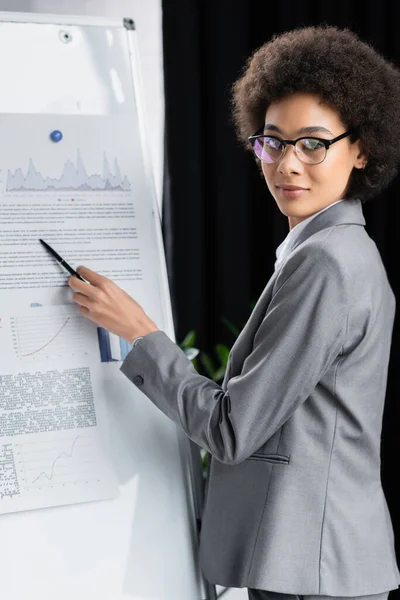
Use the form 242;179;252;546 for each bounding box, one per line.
11;313;93;361
31;435;80;484
22;317;70;357
15;434;103;489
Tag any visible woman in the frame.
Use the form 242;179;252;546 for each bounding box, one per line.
69;25;400;600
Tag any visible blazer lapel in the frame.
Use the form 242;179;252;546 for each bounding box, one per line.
283;198;366;258
224;199;366;384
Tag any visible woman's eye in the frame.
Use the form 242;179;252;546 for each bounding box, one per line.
301;138;324;150
265;137;283;150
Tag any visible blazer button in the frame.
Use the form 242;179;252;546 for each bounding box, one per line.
133;375;144;386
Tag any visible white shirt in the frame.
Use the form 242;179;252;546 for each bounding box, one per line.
274;199;345;271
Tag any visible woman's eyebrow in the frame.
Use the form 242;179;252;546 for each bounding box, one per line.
263;123;333;135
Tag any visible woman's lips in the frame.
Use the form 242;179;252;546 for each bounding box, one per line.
276;185;308;198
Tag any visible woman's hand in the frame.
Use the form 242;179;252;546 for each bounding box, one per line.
68;266;159;343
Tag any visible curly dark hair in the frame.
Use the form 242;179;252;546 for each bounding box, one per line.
231;25;400;202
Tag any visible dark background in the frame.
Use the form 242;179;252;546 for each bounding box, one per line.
161;1;400;596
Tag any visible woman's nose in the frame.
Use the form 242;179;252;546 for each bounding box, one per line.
278;144;303;174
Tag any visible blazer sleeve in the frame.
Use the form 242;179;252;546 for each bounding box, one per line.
120;244;348;465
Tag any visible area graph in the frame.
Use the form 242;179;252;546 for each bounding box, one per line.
7;150;131;192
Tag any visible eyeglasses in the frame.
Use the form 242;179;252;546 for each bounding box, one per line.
248;129;352;165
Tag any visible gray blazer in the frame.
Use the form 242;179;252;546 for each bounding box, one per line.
121;199;400;595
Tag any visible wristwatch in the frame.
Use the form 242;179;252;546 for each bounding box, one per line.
132;336;143;347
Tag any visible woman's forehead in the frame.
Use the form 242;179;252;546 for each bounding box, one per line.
264;93;344;134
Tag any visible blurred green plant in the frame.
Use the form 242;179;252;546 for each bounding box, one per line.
178;302;256;477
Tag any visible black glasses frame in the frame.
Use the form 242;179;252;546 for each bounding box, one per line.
248;129;353;164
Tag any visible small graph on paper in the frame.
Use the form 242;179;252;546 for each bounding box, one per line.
6;150;131;192
11;314;93;361
15;435;102;489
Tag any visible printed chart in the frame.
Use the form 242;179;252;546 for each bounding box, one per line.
11;314;93;361
97;327;131;362
14;434;102;489
7;150;131;192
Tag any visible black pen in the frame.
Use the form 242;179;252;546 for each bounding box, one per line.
39;239;86;282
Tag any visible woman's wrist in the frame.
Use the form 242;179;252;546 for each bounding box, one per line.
127;320;159;344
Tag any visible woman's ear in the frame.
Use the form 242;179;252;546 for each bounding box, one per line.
354;141;368;170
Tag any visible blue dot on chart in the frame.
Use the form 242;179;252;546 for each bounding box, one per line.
50;130;63;142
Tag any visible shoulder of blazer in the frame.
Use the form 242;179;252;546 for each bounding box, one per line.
273;229;349;299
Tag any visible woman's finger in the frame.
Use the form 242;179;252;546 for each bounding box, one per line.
76;265;107;287
79;305;90;317
68;275;88;291
72;292;95;310
68;275;101;301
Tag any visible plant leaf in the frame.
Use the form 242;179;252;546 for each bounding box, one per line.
201;450;209;473
183;347;200;360
215;343;230;366
181;330;196;347
214;366;226;381
221;315;240;338
200;352;216;378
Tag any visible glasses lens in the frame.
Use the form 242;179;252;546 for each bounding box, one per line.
295;138;326;164
253;136;283;163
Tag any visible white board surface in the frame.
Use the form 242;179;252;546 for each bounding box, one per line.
0;11;209;600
